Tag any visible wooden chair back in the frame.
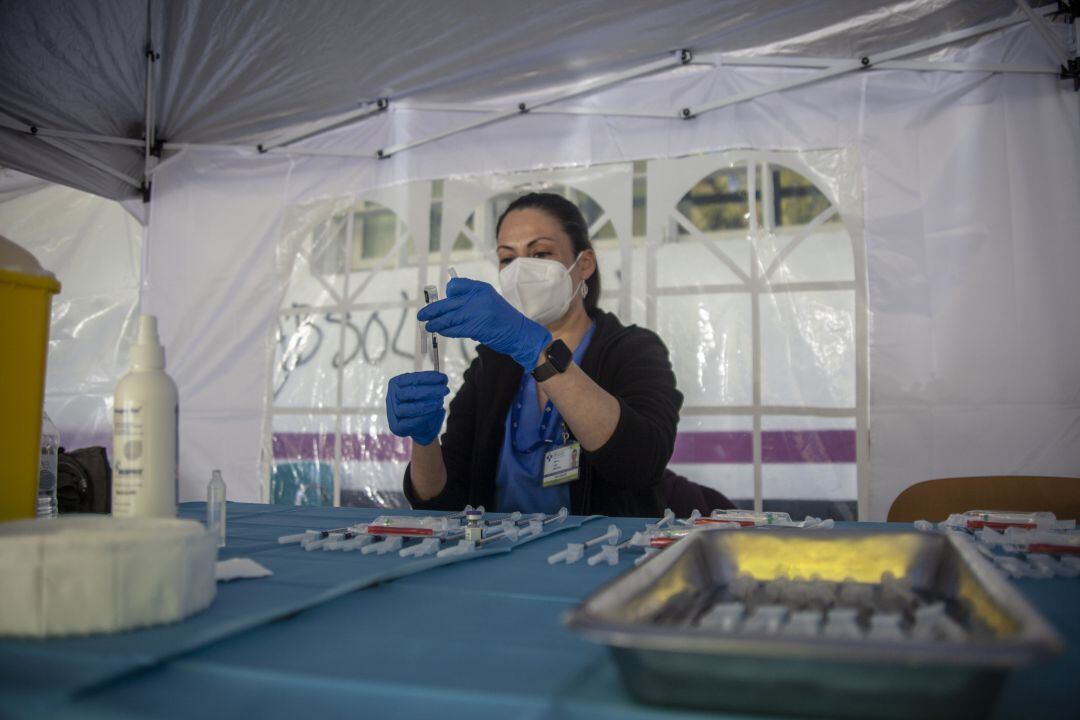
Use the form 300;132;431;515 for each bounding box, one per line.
887;476;1080;523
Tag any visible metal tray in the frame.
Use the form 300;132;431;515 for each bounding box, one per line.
564;527;1063;719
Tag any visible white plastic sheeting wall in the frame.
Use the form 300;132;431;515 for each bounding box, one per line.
133;22;1080;518
0;171;143;452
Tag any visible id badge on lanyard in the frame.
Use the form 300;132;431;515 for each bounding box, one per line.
542;423;580;488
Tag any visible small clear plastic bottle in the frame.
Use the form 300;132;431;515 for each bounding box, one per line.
207;469;226;547
37;411;59;518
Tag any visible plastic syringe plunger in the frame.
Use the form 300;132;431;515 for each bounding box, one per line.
548;542;585;565
362;536;403;555
678;509;702;526
585;524;620;547
437;539;476;559
570;524;622;557
501;522;522;542
340;533;375;551
587;544;620;566
400;537;440;558
279;525;353;545
488;511;522;527
634;547;660;566
278;528;313;546
303;536;333;551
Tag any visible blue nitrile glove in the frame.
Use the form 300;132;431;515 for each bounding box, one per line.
417;277;552;370
386;371;449;446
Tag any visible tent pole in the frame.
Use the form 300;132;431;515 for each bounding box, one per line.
257;99;389;153
1014;0;1071;67
0;110;141;189
100;3;1064;164
691;6;1062;118
0;111;143;146
378;50;690;158
720;55;1057;75
142;0;158;198
263;146;378;160
39;136;142;190
691;61;861;117
874;59;1056;74
398;101;674;120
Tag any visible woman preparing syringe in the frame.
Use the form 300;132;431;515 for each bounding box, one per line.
386;193;682;516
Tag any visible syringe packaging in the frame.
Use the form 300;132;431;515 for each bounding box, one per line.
367;515;454;537
979;526;1080;555
647;528;692;548
953;509;1074;532
707;509;794;527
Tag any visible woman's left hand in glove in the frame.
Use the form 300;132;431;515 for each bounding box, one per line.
417;277;551;370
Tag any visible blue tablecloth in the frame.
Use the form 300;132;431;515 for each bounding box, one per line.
0;502;594;717
2;505;1078;720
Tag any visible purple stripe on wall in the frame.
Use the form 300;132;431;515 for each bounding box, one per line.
340;432;411;462
272;432;412;463
761;429;856;463
272;430;856;464
671;430;856;463
672;431;753;463
272;432;336;462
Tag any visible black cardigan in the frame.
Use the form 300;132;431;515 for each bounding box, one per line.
403;310;683;516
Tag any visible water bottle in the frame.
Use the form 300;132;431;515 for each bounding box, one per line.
38;411;59;518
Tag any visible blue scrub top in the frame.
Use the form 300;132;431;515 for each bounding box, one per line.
493;323;596;514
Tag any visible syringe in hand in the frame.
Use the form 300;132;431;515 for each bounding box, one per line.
423;285;440;373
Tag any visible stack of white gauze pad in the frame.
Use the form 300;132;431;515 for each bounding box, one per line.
0;515;217;637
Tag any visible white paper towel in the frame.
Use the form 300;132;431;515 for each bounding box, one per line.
215;557;273;581
0;515;217;637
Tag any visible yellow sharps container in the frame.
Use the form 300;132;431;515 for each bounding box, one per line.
0;235;61;521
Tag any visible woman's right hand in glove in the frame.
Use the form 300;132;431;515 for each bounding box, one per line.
386;371;449;446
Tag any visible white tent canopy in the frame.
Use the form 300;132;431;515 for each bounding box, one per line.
1;0;1075;201
1;1;1077;520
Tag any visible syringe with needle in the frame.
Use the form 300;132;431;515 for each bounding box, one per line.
421;268;458;374
423;284;440;373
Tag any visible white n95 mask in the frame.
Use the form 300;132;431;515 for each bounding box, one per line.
499;253;584;326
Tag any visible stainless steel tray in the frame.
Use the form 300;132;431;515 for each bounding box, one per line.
565;527;1063;719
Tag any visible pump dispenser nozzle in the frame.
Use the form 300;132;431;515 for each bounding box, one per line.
131;315;166;370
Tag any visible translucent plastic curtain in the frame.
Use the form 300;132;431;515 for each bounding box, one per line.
0;180;143;454
268;151;866;518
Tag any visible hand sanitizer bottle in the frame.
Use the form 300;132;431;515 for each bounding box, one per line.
207;469;226;547
112;315;179;518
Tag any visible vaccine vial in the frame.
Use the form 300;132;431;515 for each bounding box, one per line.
464;509;483;541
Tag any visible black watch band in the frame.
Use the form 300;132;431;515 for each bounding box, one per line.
532;339;572;382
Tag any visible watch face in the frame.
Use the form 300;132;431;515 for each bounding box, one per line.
547;339;572;372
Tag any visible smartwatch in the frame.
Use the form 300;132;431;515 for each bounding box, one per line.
532;339;572;382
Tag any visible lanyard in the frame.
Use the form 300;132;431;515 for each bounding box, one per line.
510;380;566;454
